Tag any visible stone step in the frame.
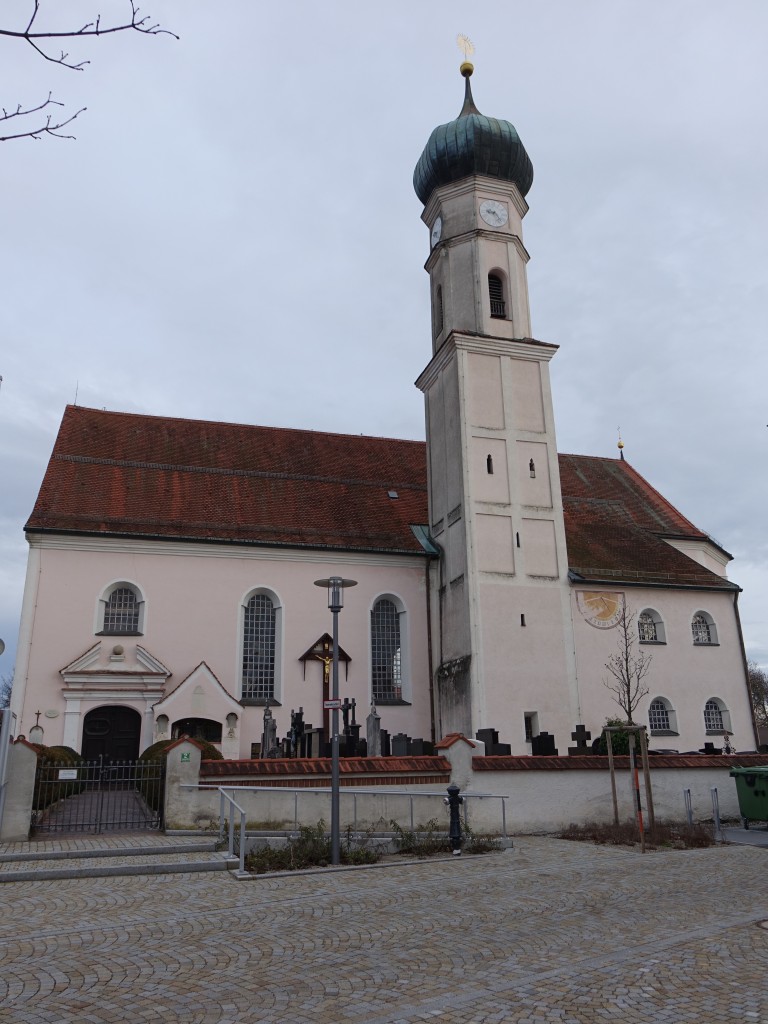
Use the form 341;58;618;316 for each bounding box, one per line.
0;848;236;882
0;839;218;864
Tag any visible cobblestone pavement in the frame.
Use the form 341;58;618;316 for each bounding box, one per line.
1;837;767;1023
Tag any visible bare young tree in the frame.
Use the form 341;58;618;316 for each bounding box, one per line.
0;671;12;710
603;607;652;724
748;660;768;729
1;1;177;141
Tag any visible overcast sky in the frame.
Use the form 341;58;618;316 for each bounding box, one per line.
1;0;766;681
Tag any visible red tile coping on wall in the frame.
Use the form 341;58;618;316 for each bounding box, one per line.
434;733;478;750
199;755;452;782
472;754;768;771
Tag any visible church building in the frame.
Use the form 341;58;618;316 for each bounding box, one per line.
10;64;756;762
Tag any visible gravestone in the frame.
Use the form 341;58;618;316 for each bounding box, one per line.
304;727;323;758
261;705;278;758
568;724;592;756
476;728;511;756
391;732;411;756
380;730;391;757
289;707;304;757
531;732;558;756
366;704;382;757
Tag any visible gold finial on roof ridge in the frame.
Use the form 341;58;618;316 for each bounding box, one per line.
617;426;625;461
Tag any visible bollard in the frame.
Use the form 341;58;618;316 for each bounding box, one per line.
445;784;464;856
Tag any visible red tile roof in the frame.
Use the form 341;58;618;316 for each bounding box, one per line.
559;455;732;589
26;406;733;589
27;406;429;555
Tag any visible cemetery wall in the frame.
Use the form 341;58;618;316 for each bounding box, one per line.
161;738;768;834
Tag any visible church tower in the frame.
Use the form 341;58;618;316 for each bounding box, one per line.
414;64;580;752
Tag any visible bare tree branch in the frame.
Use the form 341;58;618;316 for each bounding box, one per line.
0;94;84;141
603;606;652;724
0;671;12;710
748;660;768;729
2;2;176;141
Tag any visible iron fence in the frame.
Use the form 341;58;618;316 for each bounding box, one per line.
32;757;165;834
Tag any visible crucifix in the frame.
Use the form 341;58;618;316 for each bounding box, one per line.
298;633;352;744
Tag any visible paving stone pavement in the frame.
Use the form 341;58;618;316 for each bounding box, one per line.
1;836;767;1023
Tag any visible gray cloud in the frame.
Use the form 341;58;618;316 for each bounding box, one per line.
1;0;766;674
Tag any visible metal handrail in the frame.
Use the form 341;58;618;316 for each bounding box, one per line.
218;788;247;873
211;785;509;858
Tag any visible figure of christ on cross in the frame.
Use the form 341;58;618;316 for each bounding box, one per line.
319;650;332;740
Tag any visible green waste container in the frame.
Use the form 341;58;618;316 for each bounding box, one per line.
729;766;768;829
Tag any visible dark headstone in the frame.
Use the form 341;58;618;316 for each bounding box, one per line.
476;728;500;748
380;730;391;758
391;733;411;756
531;732;559;756
568;723;592;756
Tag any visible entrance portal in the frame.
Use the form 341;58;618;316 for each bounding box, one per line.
82;705;142;761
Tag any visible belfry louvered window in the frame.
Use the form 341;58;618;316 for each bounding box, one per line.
488;274;506;318
371;598;402;702
103;586;140;633
242;594;276;701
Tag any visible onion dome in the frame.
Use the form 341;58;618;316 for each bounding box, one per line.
413;63;533;205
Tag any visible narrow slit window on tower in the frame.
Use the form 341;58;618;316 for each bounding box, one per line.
529;459;536;478
486;454;494;474
435;285;444;337
488;274;506;319
520;614;526;627
516;532;520;547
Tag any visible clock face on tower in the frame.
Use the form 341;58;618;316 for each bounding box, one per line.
479;199;508;228
430;215;443;248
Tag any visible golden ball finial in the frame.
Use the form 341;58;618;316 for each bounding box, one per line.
460;61;474;78
617;439;624;450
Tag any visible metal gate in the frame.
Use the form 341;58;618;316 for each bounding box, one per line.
32;758;165;834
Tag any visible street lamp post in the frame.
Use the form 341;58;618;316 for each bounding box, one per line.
314;575;357;865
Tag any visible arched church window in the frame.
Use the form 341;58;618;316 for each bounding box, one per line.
692;612;717;645
488;274;506;318
639;612;656;642
704;700;729;733
242;593;277;701
486;454;494;474
99;582;144;635
648;697;677;734
529;459;536;478
371;598;403;703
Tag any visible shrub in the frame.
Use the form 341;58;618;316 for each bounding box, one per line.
390;818;449;858
559;820;715;850
138;737;224;762
244;822;382;874
595;718;633;756
463;825;502;855
31;744;86;811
